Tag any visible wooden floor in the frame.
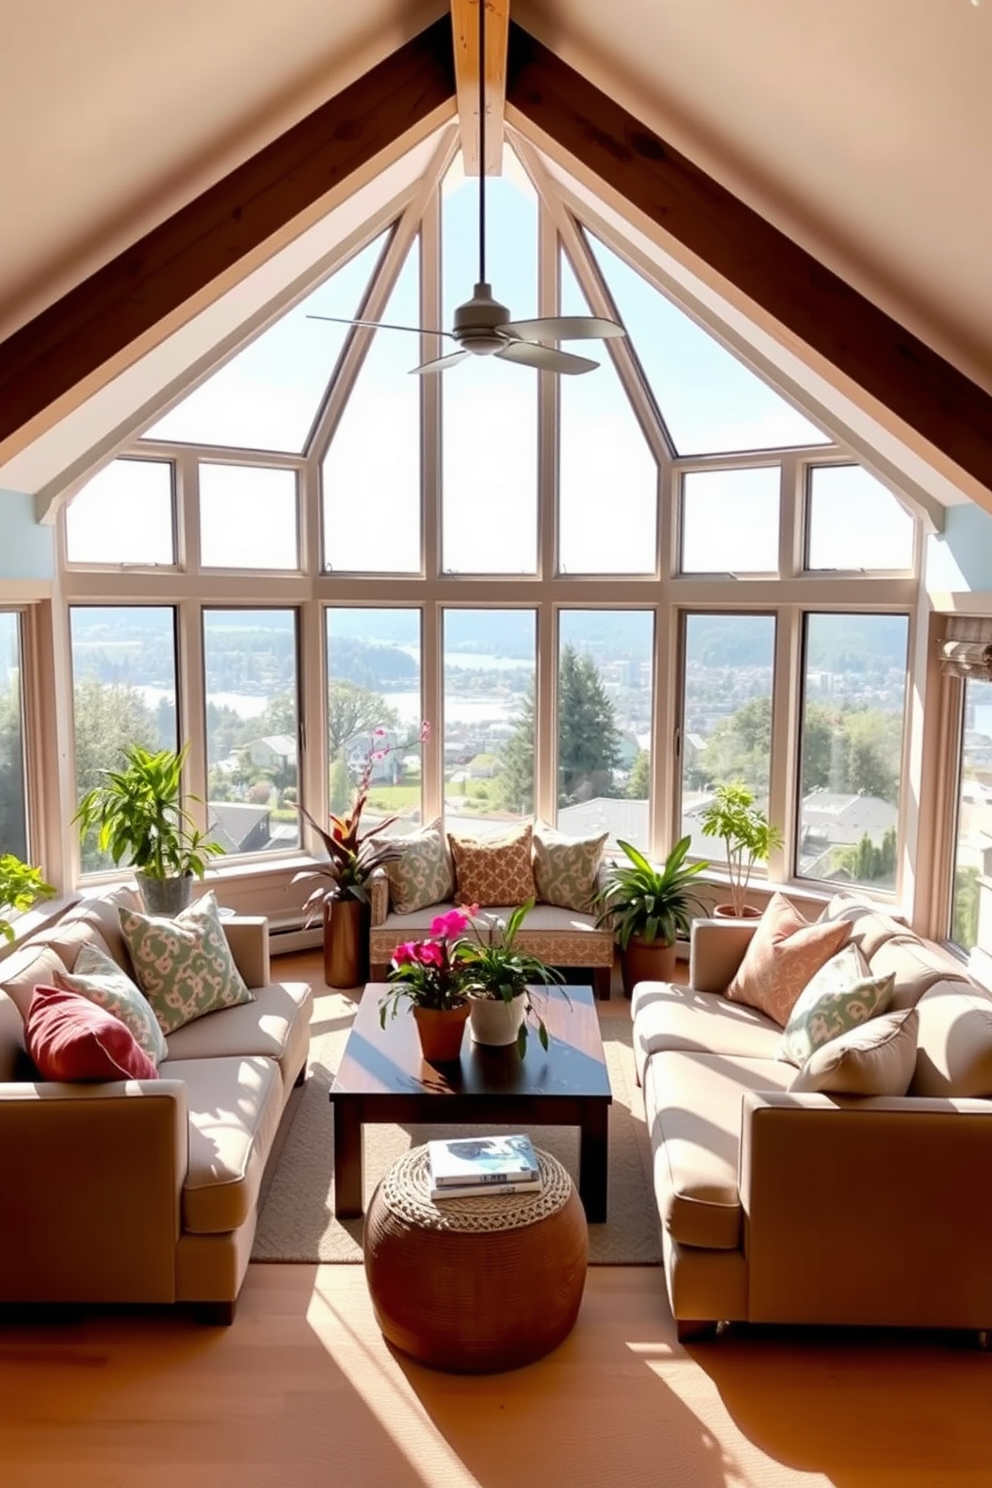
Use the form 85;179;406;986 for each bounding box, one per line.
3;952;991;1487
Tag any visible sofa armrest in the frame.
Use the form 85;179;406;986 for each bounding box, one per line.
222;916;270;989
0;1079;189;1303
689;918;758;993
369;868;390;927
739;1090;992;1328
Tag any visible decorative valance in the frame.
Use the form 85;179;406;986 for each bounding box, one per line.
940;617;992;680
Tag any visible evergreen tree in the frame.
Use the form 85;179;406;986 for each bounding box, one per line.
626;749;651;801
496;686;536;814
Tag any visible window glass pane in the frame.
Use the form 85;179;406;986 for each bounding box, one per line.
199;464;298;569
798;613;909;888
585;230;829;456
65;459;174;566
680;613;776;865
441;150;538;574
70;607;178;873
681;468;780;574
203;610;299;856
559;254;657;574
952;675;992;952
0;613;28;860
807;465;915;571
145;234;386;453
326;608;423;839
322;239;421;572
443;609;536;831
556;611;655;850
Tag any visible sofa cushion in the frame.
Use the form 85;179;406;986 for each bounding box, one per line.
164;979;313;1089
532;822;607;913
643;1050;794;1250
779;942;894;1066
385;817;454;915
448;822;537;907
50;884;143;971
119;891;255;1035
631;981;782;1084
169;1054;284;1233
911;980;992;1097
25;984;159;1082
818;893;906;961
789;1007;919;1095
866;935;971;1011
0;942;71;1019
726;892;851;1026
54;941;169;1066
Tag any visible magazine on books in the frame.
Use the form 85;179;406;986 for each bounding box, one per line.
428;1133;540;1188
431;1178;543;1202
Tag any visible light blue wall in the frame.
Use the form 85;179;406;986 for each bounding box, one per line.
0;490;54;579
927;503;992;594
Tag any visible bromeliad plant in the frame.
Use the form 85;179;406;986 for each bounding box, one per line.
379;905;476;1025
0;853;55;942
295;722;429;922
454;900;566;1055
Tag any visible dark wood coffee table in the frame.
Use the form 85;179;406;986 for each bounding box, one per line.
328;984;612;1222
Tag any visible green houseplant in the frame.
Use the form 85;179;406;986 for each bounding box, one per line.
596;835;708;996
698;780;783;918
73;743;225;915
380;906;474;1063
454;900;566;1055
0;853;55;942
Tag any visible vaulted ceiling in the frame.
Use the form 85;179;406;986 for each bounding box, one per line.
3;0;990;511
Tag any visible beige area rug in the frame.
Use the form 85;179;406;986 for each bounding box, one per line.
252;992;662;1265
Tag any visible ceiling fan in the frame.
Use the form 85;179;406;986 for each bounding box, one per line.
307;3;625;376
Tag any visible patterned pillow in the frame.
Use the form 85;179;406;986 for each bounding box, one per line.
726;892;851;1027
789;1007;918;1095
779;941;895;1065
532;822;607;913
448;822;537;908
118;891;254;1036
385;818;454;915
54;941;169;1066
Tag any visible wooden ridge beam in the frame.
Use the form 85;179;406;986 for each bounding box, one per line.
451;0;509;175
506;23;992;497
0;18;456;462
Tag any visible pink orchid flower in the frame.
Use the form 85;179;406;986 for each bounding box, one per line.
393;942;419;965
430;907;472;939
416;941;444;967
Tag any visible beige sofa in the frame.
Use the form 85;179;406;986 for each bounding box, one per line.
0;886;313;1323
632;893;992;1339
368;867;616;998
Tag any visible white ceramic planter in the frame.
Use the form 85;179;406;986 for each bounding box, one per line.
468;992;527;1046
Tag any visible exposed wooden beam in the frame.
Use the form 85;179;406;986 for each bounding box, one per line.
451;0;509;175
0;18;456;465
506;23;992;498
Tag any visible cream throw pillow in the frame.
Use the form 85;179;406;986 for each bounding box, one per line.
726;892;851;1027
532;822;607;913
779;941;895;1066
789;1007;919;1095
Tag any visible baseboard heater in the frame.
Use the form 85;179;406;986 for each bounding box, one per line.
266;913;322;955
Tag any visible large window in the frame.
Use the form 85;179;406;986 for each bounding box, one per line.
65;459;174;567
806;464;916;572
950;674;992;951
680;468;780;575
0;613;28;861
199;465;299;570
797;613;909;889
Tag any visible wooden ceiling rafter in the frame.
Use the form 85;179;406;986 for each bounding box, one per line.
450;0;510;176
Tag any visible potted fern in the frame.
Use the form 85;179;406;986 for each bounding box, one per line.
596;836;708;997
698;781;783;918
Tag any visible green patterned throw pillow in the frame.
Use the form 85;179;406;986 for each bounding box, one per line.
385;818;454;915
779;941;895;1066
54;940;169;1066
532;822;608;914
118;891;254;1036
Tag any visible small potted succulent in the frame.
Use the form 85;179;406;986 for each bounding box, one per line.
596;835;708;996
698;781;783;919
0;853;55;942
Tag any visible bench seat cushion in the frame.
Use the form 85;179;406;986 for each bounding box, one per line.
369;901;614;969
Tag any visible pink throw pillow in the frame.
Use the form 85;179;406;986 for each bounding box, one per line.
25;985;159;1082
725;893;852;1026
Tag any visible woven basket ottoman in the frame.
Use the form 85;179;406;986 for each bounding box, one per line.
363;1145;589;1373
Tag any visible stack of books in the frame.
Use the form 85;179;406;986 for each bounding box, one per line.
427;1133;542;1201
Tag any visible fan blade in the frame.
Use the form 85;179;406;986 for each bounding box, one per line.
496;340;599;375
410;349;472;376
501;315;625;344
307;313;453;339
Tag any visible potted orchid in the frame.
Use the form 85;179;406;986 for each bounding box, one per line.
379;905;476;1062
455;901;566;1055
294;721;429;987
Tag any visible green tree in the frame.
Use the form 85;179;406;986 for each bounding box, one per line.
626;749;651;800
953;865;980;950
328;753;351;814
700;696;772;796
836;827;897;886
496;686;536;814
72;680;161;870
0;681;26;857
327;681;399;760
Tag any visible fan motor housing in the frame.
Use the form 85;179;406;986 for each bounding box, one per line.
452;282;512;354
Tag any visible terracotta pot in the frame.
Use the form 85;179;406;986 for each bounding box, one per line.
620;935;677;999
712;903;762;920
468;992;528;1047
413;1002;470;1063
323;896;370;987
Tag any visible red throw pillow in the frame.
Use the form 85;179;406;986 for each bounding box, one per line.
725;892;852;1026
25;985;159;1082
